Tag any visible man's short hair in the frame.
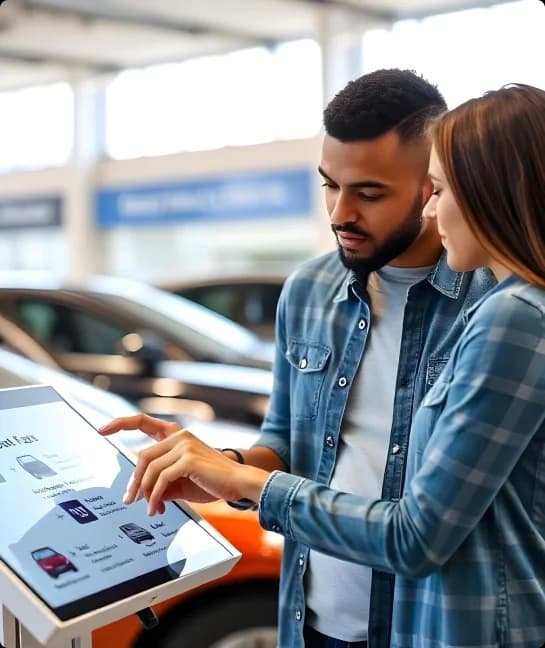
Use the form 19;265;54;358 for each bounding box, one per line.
324;68;447;143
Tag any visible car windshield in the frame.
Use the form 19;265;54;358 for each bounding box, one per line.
85;276;273;364
32;548;55;560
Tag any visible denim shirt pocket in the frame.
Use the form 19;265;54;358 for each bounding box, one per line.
425;355;450;390
286;339;331;420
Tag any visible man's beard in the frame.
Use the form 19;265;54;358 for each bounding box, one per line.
332;193;424;276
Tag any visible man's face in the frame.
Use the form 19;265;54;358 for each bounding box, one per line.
319;131;435;274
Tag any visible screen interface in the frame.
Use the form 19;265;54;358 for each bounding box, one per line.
0;386;233;620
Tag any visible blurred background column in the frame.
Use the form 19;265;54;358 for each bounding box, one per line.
65;72;106;280
314;6;390;254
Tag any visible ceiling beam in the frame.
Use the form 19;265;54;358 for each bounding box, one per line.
0;47;122;72
296;0;394;21
398;0;521;19
21;0;278;47
296;0;520;22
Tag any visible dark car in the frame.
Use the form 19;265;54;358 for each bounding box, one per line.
0;347;280;648
119;522;155;544
160;275;286;342
0;273;273;425
16;454;57;479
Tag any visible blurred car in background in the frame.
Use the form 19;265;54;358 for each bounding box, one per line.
0;348;281;648
0;273;273;425
0;311;59;369
160;274;286;342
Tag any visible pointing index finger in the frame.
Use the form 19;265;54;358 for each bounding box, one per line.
99;414;179;441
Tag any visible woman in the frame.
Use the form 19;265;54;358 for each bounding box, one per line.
101;84;545;647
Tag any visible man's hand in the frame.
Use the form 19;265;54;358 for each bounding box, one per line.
99;413;181;442
99;414;219;506
99;416;270;514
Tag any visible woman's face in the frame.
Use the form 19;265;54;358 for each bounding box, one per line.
423;146;490;272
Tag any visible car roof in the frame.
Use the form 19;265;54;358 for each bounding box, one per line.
0;271;274;367
158;273;288;292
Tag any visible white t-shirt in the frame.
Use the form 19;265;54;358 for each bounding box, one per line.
305;264;432;641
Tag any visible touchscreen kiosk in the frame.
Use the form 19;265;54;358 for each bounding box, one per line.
0;385;240;647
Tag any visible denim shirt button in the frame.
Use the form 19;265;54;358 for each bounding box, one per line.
299;357;308;369
295;609;302;621
338;376;348;388
298;553;305;567
391;443;401;455
271;524;281;533
358;319;367;330
325;435;335;448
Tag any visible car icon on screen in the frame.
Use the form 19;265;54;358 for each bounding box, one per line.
119;523;155;544
31;547;78;579
16;455;57;479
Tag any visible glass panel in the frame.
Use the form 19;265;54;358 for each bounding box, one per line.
105;39;322;159
0;83;73;173
362;0;545;109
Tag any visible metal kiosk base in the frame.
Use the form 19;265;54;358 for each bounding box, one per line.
1;606;91;648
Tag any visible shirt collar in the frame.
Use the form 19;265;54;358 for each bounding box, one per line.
426;250;465;299
333;249;465;303
333;269;363;303
463;273;520;321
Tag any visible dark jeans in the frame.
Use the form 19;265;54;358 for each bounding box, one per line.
303;627;545;648
304;625;368;648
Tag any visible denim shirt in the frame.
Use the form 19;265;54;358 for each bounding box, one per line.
259;273;545;648
254;250;495;648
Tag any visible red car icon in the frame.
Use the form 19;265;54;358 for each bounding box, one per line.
31;547;78;578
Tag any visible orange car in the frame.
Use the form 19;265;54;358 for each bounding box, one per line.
93;501;282;647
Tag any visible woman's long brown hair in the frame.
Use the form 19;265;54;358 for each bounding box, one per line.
433;84;545;288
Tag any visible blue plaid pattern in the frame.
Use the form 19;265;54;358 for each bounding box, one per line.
255;250;495;647
259;273;545;647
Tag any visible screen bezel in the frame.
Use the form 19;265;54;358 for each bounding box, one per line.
0;384;236;621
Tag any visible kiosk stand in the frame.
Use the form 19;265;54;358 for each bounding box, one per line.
0;385;241;648
1;604;90;648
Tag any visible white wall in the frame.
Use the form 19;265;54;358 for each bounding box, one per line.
96;136;326;282
0;136;334;281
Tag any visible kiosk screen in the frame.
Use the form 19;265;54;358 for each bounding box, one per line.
0;385;234;620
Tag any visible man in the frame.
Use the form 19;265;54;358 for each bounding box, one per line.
101;69;495;647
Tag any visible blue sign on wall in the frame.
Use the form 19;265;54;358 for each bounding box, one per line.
0;195;62;230
96;168;312;229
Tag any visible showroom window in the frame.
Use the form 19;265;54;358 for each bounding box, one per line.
362;0;544;108
105;39;322;159
0;83;74;173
